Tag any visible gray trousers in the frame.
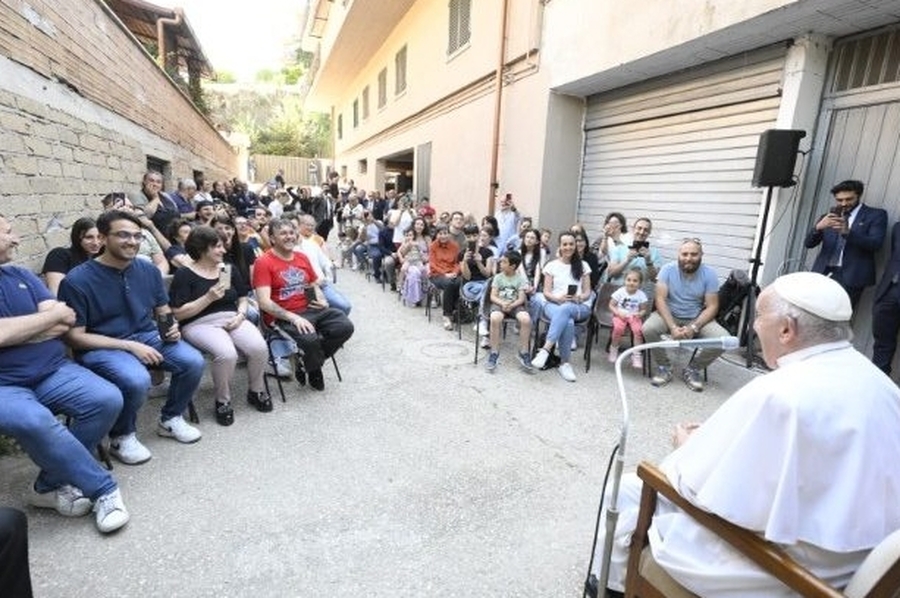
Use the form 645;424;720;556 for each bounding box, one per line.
642;313;730;369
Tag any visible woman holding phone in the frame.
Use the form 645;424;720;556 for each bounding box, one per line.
169;226;270;426
531;231;593;382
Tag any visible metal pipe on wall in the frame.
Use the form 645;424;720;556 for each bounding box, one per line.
488;0;510;215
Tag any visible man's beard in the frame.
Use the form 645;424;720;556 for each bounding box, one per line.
679;259;700;273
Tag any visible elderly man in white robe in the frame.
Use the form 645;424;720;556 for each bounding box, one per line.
591;271;900;597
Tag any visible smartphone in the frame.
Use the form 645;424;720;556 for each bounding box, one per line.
630;241;649;250
156;313;175;343
304;285;317;304
567;284;578;296
467;240;477;253
829;206;846;217
218;263;232;290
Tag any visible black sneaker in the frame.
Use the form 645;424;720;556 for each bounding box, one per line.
247;390;273;413
308;369;325;391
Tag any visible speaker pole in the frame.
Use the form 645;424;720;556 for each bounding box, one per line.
742;185;773;367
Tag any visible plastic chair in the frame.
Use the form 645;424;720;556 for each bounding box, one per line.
624;461;900;598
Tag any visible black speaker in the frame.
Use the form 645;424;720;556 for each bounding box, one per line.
751;129;806;188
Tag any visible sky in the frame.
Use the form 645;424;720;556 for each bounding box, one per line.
156;0;307;81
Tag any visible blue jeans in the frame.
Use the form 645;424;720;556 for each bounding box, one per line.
79;330;205;436
322;282;352;315
0;361;120;499
542;301;591;361
353;244;383;278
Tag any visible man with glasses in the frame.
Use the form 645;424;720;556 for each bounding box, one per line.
295;214;352;314
101;192;169;275
0;214;129;533
643;238;728;391
59;211;205;465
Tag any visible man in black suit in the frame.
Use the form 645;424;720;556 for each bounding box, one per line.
872;221;900;376
804;179;887;308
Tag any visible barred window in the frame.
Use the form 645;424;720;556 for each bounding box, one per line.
378;68;387;108
353;99;359;128
831;27;900;93
395;45;407;95
337;114;343;140
448;0;471;55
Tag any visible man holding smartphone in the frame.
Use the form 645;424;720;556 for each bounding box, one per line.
604;217;659;285
804;179;886;308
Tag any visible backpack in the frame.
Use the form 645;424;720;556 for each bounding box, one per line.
716;269;755;337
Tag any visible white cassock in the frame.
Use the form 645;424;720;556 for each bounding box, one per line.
602;341;900;596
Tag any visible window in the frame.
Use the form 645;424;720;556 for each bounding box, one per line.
395;45;407;95
448;0;471;55
378;68;387;108
362;86;370;120
337;114;343;140
353;99;359;128
358;159;368;175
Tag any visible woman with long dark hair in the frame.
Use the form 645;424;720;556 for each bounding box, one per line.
531;231;593;382
42;217;103;295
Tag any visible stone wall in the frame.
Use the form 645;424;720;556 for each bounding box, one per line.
0;0;239;269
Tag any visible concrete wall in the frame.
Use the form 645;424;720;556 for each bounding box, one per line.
0;0;238;269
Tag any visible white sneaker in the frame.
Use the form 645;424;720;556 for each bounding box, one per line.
266;356;292;378
531;348;549;369
571;338;578;351
93;488;129;533
29;484;92;517
608;345;619;363
109;433;152;465
157;415;202;444
480;335;490;349
477;319;489;336
558;362;577;382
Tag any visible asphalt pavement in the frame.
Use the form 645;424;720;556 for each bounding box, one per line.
0;266;760;597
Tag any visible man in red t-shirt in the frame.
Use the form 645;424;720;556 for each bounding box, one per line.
253;219;354;391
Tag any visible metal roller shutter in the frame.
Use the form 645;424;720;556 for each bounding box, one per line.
578;44;787;278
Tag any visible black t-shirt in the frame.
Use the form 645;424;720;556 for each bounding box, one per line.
42;246;83;275
458;247;494;282
169;266;249;326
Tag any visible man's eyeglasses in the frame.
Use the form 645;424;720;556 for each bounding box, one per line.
110;231;144;242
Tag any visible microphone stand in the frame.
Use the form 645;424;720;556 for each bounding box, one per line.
596;336;738;592
595;339;677;593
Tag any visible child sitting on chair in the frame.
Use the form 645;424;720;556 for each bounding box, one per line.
485;250;533;373
609;268;649;368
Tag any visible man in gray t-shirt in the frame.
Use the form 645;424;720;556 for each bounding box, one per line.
643;238;729;391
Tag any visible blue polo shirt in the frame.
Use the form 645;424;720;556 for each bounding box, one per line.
58;258;167;338
0;265;68;385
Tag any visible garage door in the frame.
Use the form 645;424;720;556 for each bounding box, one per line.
578;44;787;278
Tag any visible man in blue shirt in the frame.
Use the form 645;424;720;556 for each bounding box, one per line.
0;214;128;533
59;211;205;466
642;238;729;391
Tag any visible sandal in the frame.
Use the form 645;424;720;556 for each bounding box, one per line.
214;401;234;426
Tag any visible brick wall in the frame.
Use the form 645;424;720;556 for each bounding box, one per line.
0;0;239;269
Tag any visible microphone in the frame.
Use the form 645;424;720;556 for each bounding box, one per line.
656;336;740;350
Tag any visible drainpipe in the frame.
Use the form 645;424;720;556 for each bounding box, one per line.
156;8;184;72
488;0;510;215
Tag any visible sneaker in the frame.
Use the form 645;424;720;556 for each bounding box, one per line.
517;351;534;373
93;488;129;533
631;352;644;369
442;316;453;331
571;338;578;351
682;367;705;392
247;390;274;412
480;335;490;349
485;352;499;372
608;345;619;363
477;319;489;336
531;348;550;369
266;357;292;378
29;484;92;517
157;415;202;444
650;366;673;387
558;362;577;382
109;433;152;465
